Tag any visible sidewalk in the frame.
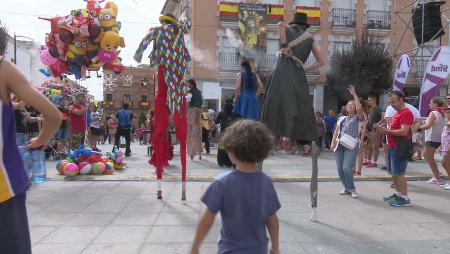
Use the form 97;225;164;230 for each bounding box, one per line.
45;143;440;182
28;180;450;254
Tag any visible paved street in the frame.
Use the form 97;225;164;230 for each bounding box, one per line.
28;180;450;254
25;142;450;253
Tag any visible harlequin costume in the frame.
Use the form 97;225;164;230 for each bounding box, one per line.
134;14;190;200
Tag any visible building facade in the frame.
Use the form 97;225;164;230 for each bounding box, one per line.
102;65;156;117
163;0;450;113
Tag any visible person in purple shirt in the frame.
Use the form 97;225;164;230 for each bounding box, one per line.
190;119;281;254
324;110;338;149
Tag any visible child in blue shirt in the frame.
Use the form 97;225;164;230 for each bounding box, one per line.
190;119;281;254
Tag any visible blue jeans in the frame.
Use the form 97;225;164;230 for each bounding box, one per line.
16;133;27;146
335;144;359;192
388;148;408;176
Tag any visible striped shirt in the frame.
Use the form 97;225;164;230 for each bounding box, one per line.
0;59;30;203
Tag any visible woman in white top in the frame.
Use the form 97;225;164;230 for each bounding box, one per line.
418;97;446;184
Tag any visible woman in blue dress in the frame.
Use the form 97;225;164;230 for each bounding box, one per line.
232;60;263;120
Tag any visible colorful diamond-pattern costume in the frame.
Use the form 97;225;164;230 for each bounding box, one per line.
134;19;190;200
134;23;190;112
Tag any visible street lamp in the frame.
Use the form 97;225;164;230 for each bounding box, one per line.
13;34;34;65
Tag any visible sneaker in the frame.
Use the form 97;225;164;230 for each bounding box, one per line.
426;177;444;185
389;197;411;207
380;165;387;170
383;193;400;202
351;192;359;198
363;161;369;166
339;190;351;195
440;182;449;188
444;185;450;190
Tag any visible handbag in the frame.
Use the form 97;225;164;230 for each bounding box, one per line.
339;134;358;150
396;138;413;159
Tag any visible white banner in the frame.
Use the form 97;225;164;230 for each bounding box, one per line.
419;46;450;117
392;54;411;91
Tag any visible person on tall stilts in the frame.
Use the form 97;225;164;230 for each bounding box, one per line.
261;13;325;221
134;13;191;200
186;79;203;160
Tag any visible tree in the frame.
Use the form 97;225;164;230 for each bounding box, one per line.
138;111;147;127
326;32;393;101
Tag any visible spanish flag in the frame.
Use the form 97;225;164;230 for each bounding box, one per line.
219;2;239;16
296;6;321;26
267;4;284;19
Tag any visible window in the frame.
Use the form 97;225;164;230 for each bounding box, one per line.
333;42;352;53
365;0;388;11
141;95;148;102
141;78;148;86
261;0;282;4
124;94;131;102
266;39;280;55
332;0;352;9
105;94;113;102
295;0;319;6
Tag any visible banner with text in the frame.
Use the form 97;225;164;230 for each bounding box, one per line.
393;54;411;91
419;46;450;117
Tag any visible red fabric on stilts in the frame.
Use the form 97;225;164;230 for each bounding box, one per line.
152;66;169;180
173;99;187;182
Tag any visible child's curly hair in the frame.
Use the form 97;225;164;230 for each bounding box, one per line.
219;119;274;163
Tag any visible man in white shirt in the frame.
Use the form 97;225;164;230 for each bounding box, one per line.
89;104;102;152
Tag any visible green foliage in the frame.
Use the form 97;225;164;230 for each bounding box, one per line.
138;111;147;127
326;32;393;100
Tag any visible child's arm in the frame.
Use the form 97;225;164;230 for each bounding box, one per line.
266;213;280;254
190;209;216;254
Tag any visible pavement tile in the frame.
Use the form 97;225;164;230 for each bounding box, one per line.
145;226;197;243
41;201;94;213
122;200;165;213
82;243;142;254
111;212;158;226
40;226;103;244
65;213;117;226
154;212;199;226
140;243;191;254
83;199;129;213
418;222;450;239
29;212;78;226
29;226;57;245
161;201;203;213
92;226;150;244
378;223;445;241
32;243;88;254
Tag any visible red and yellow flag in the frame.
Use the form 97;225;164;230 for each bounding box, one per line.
219;2;239;16
267;4;284;19
296;6;321;26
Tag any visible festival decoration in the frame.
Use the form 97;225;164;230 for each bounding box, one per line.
134;14;191;200
78;162;92;175
63;163;80;176
419;46;450;116
39;0;125;79
393;54;411;91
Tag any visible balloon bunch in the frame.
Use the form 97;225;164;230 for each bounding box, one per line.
39;0;125;80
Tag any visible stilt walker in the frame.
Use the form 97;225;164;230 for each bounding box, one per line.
261;13;325;221
134;14;191;200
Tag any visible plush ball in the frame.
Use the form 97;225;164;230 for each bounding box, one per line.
103;161;115;175
78;162;92;175
91;162;106;175
57;160;69;175
114;163;124;170
63;163;79;176
88;153;103;164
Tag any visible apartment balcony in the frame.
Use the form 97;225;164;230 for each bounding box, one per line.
366;10;391;36
219;52;319;76
331;8;356;35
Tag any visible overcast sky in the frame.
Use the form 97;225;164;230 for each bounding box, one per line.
0;0;166;99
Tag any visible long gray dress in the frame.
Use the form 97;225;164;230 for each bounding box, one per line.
262;26;318;142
